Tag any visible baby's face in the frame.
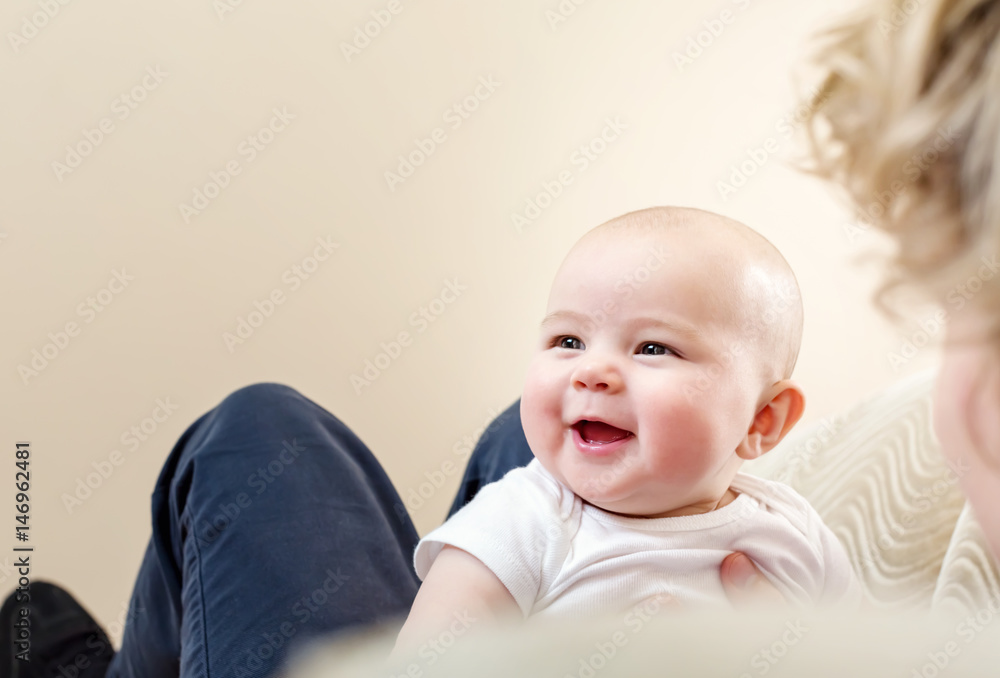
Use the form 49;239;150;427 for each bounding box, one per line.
520;229;771;518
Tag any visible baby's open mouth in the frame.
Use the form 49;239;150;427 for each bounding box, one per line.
573;420;634;444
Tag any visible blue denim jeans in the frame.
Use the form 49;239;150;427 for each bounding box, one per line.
105;383;532;678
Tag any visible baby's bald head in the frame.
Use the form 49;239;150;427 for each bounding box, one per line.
525;206;806;516
573;206;803;383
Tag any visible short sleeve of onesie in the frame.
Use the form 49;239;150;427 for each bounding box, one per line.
413;462;578;617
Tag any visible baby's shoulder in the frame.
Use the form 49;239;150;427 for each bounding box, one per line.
465;459;577;515
729;472;822;534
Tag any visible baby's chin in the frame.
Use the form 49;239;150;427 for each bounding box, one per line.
574;492;668;518
563;473;650;515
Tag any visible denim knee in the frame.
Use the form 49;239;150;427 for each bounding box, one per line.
216;382;302;414
175;382;313;477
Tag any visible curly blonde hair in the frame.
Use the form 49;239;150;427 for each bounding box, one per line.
801;0;1000;344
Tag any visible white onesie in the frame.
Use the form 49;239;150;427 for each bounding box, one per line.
414;459;861;617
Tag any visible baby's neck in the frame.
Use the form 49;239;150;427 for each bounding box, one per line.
593;487;741;520
654;487;741;518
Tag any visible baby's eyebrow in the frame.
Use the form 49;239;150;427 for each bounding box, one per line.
540;310;703;342
540;310;584;327
625;316;703;343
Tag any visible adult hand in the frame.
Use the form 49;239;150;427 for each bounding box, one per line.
720;552;786;607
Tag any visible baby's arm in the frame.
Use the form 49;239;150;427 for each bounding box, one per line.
391;545;520;658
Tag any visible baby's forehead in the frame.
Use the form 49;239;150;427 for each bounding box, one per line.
555;231;758;320
564;224;760;281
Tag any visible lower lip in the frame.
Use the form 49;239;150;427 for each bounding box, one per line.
572;426;633;456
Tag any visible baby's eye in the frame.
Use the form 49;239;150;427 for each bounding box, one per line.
554;336;584;350
638;342;673;356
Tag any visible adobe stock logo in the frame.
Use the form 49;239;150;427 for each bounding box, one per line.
384;76;501;192
18;269;135;385
545;0;591;31
178;107;296;223
223;236;339;353
62;398;180;514
339;0;407;62
7;0;74;54
672;0;755;72
350;278;467;394
51;66;169;182
511;116;627;233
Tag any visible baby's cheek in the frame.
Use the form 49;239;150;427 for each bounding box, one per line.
520;367;562;450
654;448;711;482
521;370;551;415
653;394;717;442
645;403;724;474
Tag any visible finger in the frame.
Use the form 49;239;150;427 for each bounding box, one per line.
720;552;787;607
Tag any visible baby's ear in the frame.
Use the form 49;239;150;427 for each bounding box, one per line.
736;380;805;461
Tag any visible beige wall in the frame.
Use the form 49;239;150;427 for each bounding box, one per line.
1;0;938;639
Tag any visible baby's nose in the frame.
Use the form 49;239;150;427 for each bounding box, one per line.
572;359;623;392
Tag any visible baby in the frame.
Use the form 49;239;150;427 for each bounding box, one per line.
394;206;860;650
